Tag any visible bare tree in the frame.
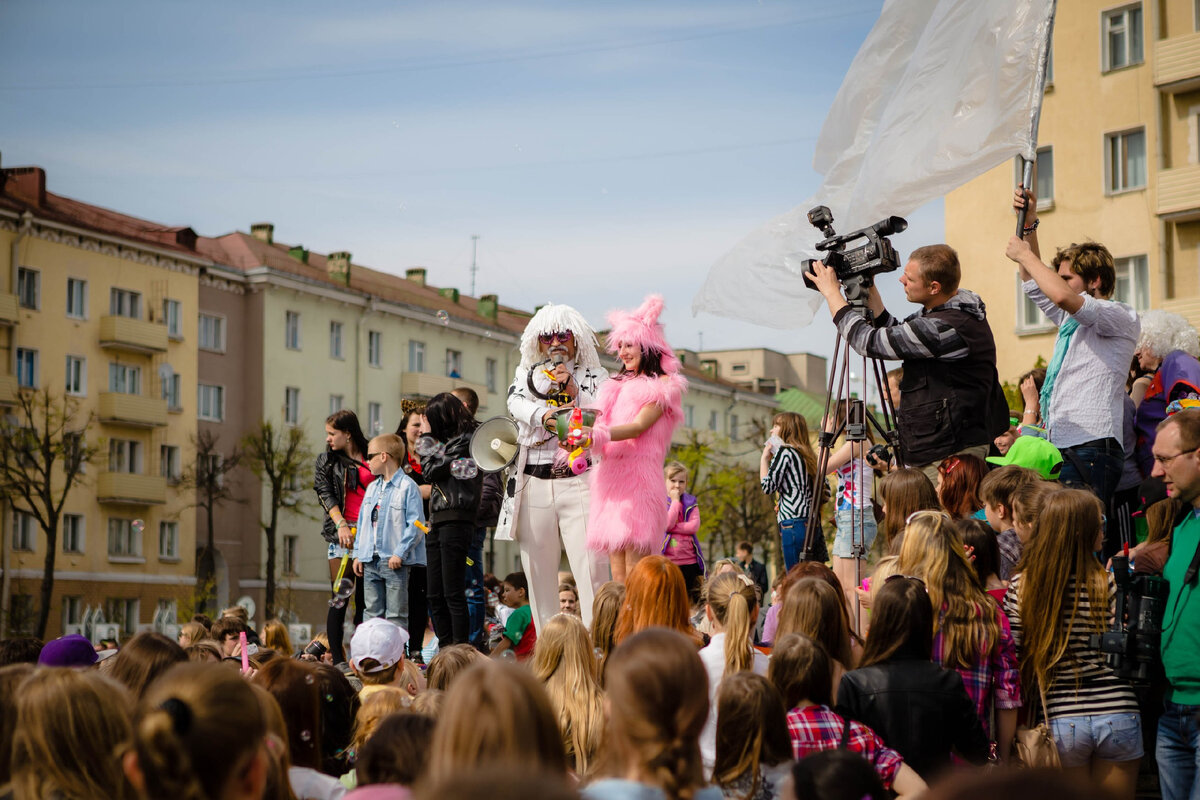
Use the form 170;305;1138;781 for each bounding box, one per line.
177;430;242;613
242;422;312;619
0;389;99;637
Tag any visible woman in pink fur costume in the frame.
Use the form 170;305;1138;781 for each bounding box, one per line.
587;294;687;582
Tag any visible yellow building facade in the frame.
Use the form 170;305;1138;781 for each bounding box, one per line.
945;0;1200;382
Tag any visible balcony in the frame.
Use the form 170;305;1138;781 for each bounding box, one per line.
98;392;168;428
1155;31;1200;91
0;375;18;406
1157;164;1200;221
99;315;168;354
399;372;490;406
0;293;19;326
97;473;166;505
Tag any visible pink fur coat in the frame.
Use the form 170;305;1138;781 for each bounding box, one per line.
587;372;687;553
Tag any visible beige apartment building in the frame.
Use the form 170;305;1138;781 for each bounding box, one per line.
682;348;827;397
946;0;1200;382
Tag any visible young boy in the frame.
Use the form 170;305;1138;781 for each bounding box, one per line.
349;617;420;700
491;571;537;661
978;465;1039;580
354;433;427;636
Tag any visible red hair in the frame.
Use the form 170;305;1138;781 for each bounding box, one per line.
937;454;987;519
614;556;703;647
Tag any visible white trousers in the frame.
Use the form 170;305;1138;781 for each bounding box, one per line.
515;470;610;632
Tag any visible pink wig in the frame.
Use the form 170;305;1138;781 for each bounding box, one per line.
605;294;680;375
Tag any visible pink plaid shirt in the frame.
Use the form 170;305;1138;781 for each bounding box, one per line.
785;704;903;787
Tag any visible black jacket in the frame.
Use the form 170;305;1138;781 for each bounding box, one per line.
313;450;369;544
836;656;989;780
420;432;483;525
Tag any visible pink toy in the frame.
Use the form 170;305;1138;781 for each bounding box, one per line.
239;631;250;673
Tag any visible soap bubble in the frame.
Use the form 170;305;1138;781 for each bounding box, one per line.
300;729;312;742
450;458;479;480
304;674;315;685
132;519;144;534
328;577;355;608
436;310;449;325
414;436;441;458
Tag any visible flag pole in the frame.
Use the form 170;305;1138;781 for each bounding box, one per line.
1017;0;1058;235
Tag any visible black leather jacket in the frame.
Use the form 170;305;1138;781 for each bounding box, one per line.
313;450;368;544
836;656;989;780
420;432;483;525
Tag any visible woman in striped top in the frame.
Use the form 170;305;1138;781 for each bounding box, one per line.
760;412;820;569
1003;489;1142;799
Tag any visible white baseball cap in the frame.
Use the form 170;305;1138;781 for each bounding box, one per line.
349;618;409;673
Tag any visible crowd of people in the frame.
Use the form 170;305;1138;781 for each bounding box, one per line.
9;189;1200;800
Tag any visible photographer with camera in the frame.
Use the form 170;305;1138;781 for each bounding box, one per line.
1149;408;1200;799
808;244;1008;483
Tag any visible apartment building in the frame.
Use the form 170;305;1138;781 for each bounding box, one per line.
0;166;201;638
945;1;1200;381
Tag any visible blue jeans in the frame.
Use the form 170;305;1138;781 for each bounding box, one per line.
1059;438;1124;509
1048;712;1142;768
1158;700;1200;800
779;518;807;570
466;527;486;646
361;556;411;634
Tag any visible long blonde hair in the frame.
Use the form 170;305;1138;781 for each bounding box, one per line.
704;572;759;676
1016;489;1110;694
898;510;999;669
12;669;137;800
530;614;606;776
591;581;626;686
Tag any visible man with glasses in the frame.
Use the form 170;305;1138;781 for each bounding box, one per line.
501;303;610;632
1151;408;1200;800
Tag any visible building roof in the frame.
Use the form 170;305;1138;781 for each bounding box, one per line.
774;387;828;425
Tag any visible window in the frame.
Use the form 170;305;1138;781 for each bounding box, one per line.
329;394;344;416
1016;275;1056;333
17;267;39;310
198;384;224;422
107;519;142;559
285;311;301;350
62;514;84;554
65;356;86;396
15;348;37;389
110;288;142;319
163;373;181;411
284;387;300;425
67;278;87;319
368;331;382;367
160;445;181;483
108;439;142;474
201;453;224;488
445;349;462;378
283;535;299;576
1114;255;1151;312
1014;147;1055;209
1045;41;1053;85
12;511;35;552
198;313;225;352
63;432;85;475
685;404;695;428
368;402;382;435
1102;4;1143;72
1106;129;1146;193
486;358;497;393
731;363;749;374
162;299;182;338
159;522;179;560
62;595;83;629
109;363;141;395
730;414;740;442
330;321;344;359
408;341;425;373
104;597;140;636
708;410;719;431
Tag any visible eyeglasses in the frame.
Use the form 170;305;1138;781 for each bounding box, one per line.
885;574;927;588
1153;450;1194;466
538;331;574;345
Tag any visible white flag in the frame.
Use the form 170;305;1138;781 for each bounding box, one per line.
693;0;1055;328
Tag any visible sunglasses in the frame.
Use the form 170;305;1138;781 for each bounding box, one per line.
885;573;927;588
367;452;383;460
538;331;574;345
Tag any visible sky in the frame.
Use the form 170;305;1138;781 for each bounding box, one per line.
0;0;944;365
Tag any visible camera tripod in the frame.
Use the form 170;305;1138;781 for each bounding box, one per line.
801;303;902;630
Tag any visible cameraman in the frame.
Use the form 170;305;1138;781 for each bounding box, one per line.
1150;408;1200;800
808;245;1007;482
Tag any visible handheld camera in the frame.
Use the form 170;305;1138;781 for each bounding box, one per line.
801;206;908;305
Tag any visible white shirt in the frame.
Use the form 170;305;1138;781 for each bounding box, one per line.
506;359;608;466
1023;281;1139;449
698;632;771;777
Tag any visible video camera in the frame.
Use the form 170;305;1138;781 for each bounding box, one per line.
1090;553;1168;684
801;206;908;305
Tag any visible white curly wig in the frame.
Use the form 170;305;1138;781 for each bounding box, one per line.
518;303;603;370
1138;310;1200;360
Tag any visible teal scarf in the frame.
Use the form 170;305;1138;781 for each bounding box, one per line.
1039;317;1079;430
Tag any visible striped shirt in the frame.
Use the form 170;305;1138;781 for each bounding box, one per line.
761;446;814;523
1003;572;1138;720
833;290;987;362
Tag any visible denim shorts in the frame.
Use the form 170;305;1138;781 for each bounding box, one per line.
1049;712;1143;767
832;508;877;559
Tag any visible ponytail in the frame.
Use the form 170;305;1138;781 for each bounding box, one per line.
135;704;208;800
705;572;759;677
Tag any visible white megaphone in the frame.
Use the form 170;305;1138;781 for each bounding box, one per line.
470;416;520;473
